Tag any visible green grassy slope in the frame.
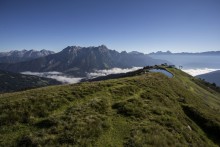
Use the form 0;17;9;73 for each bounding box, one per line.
0;67;220;146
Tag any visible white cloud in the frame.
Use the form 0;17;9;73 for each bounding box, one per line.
21;67;142;83
21;71;62;76
45;75;82;84
21;71;82;84
182;68;220;76
87;67;142;78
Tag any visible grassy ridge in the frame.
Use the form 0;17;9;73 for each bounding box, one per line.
0;68;220;146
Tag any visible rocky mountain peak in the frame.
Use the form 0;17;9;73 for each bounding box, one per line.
63;46;81;53
98;45;108;50
129;51;144;55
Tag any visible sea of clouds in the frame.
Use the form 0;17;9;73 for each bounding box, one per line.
87;67;142;78
182;68;220;76
21;67;142;84
21;67;218;84
21;71;82;84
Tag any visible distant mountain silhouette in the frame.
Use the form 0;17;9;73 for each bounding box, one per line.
0;49;54;63
197;70;220;86
149;51;220;55
149;51;220;69
0;45;167;76
149;51;172;55
0;70;61;93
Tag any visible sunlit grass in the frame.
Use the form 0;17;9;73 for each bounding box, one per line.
0;67;220;146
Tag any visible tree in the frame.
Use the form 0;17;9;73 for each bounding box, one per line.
212;82;216;87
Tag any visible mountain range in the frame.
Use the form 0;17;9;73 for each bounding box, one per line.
0;49;54;63
149;51;220;55
0;45;166;76
148;50;220;69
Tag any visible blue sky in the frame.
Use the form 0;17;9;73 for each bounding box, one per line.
0;0;220;53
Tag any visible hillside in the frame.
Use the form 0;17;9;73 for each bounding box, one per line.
0;70;61;93
197;70;220;87
0;45;166;76
0;49;54;63
0;67;220;146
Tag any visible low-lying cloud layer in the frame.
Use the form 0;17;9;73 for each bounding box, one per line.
87;67;142;78
21;68;219;83
21;67;142;84
182;68;220;76
21;71;82;84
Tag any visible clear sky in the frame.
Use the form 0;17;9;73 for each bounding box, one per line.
0;0;220;53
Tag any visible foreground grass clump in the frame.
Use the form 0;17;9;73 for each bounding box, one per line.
112;98;147;119
0;67;220;146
